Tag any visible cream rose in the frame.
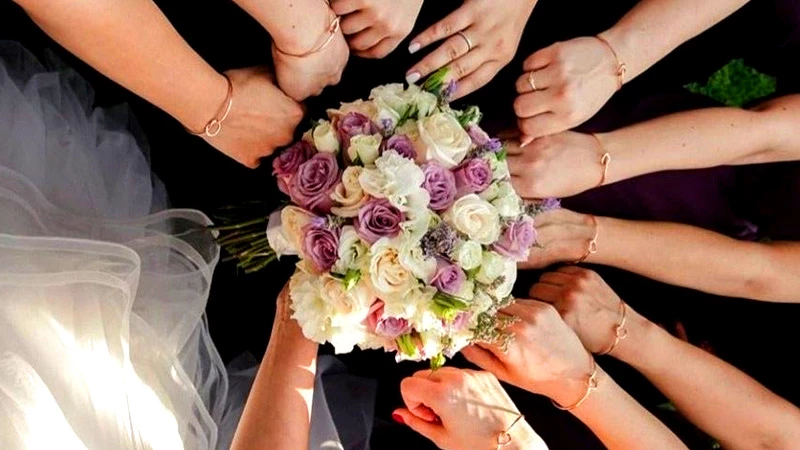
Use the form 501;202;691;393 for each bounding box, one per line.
417;112;472;169
281;206;317;256
331;166;368;217
266;209;297;258
485;152;511;181
369;238;415;296
333;226;369;274
399;238;437;283
348;134;382;167
327;99;378;122
312;120;341;154
453;240;482;271
444;194;501;245
487;258;517;300
491;181;522;218
320;276;374;328
475;251;505;285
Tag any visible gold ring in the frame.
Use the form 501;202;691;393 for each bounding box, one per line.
457;31;472;52
527;71;537;91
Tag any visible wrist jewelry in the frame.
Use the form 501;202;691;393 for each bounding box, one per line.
598;302;628;356
274;4;341;58
496;413;525;449
594;35;627;90
590;133;612;187
572;214;598;264
552;357;599;411
186;73;234;138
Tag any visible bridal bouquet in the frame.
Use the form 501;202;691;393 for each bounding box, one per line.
217;71;556;367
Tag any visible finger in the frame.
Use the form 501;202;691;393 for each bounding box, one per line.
399;377;441;422
339;11;371;35
408;8;471;54
556;265;587;276
529;281;564;303
451;62;500;100
514;89;557;119
356;37;401;59
523;46;556;71
329;0;363;16
461;345;505;373
515;66;557;94
518;113;567;141
392;408;446;446
538;271;573;286
348;28;383;51
407;33;471;82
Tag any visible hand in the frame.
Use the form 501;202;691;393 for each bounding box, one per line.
515;37;621;143
507;131;609;198
331;0;424;59
393;368;547;450
519;209;597;269
405;0;537;100
461;300;594;407
272;10;349;101
202;67;304;168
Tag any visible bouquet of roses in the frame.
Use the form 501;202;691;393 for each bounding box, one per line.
216;70;556;367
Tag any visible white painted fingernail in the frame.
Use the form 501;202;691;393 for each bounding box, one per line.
520;137;534;148
406;72;421;84
408;42;421;54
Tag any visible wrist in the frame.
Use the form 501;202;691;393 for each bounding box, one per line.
508;421;545;450
172;70;229;133
597;27;636;83
611;308;662;367
271;5;336;56
594;131;648;184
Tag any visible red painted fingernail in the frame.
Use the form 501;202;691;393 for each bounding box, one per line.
392;412;405;425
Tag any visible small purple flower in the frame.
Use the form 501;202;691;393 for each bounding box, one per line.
273;141;313;195
422;162;457;211
431;260;466;296
443;80;457;101
354;198;404;244
467;125;502;152
337;112;378;149
289;152;341;214
380;118;395;133
302;224;340;273
421;222;458;259
382;135;417;160
453;158;492;197
539;198;561;212
492;216;537;261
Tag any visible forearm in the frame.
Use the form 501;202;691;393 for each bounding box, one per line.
231;0;333;54
230;322;319;450
599;0;749;82
618;317;800;450
561;368;687;450
14;0;228;132
595;95;800;183
591;217;800;302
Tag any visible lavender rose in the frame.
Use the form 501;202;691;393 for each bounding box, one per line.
289;152;341;214
273;141;313;195
421;162;457;211
338;112;378;149
453;158;492;197
492;216;537;261
365;300;411;338
467;125;502;152
382;135;417;160
431;260;466;296
354;198;404;244
302;224;340;273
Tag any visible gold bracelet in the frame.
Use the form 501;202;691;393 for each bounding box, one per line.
594;35;627;91
552;357;599;411
590;134;612;187
496;413;525;449
186;73;234;138
572;214;598;264
274;8;342;58
597;302;628;356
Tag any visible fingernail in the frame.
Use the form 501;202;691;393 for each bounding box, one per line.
392;412;405;425
408;42;421;54
405;72;421;84
520;137;533;148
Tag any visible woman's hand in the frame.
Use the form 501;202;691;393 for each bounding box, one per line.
515;37;622;143
331;0;424;59
202;67;304;168
272;21;349;101
394;368;547;450
461;300;594;408
405;0;537;99
507;131;612;199
518;209;597;269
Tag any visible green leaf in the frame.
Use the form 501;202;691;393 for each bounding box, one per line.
343;269;361;291
430;353;446;370
431;292;469;321
457;105;483;128
422;68;450;94
685;59;776;107
496;146;508;162
396;334;418;358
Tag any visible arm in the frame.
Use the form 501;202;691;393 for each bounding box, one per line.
230;0;333;55
230;290;318;450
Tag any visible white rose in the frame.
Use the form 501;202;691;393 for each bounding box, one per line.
382;283;440;332
478;180;502;202
485;152;511;180
331;166;368;217
370;84;408;112
357;167;388;199
444;194;501;245
320;276;373;328
312;120;341;154
417;112;472;169
399;239;437;283
348;134;382;167
491;181;522;218
475;251;505;284
281;206;317;256
333;226;369;274
289;270;331;345
266;209;297;258
369;238;415;295
403;84;438;118
487;258;517;300
453;240;482;271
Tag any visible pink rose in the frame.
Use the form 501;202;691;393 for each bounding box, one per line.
492;216;537;261
273;141;313;195
289;152;341;214
365;300;411;339
302;224;340;273
453;158;492;197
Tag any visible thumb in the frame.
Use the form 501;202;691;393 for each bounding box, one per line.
393;408;446;446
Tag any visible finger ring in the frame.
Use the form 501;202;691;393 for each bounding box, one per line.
527;71;537;91
457;31;473;52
